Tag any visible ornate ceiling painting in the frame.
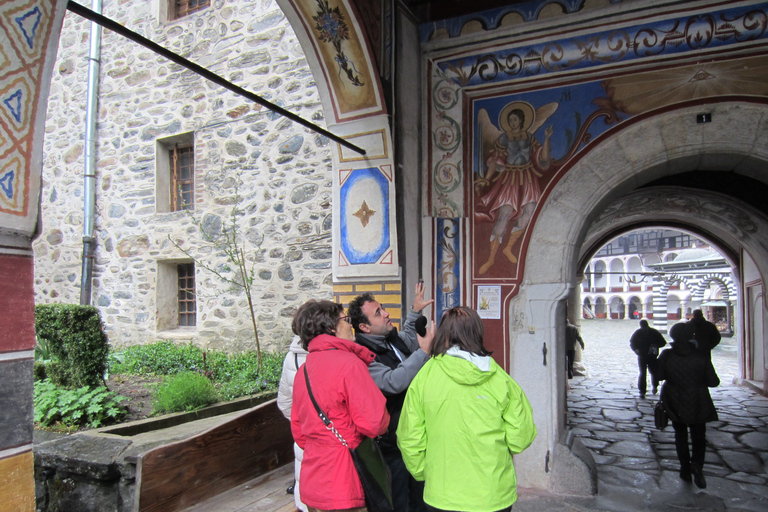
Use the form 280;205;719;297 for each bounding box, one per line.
428;2;768;312
0;0;54;226
290;0;383;122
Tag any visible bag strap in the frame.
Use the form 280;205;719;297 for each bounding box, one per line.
303;365;349;447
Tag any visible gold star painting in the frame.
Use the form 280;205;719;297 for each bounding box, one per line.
353;201;376;227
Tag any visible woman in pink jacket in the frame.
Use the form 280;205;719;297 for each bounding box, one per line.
291;300;390;512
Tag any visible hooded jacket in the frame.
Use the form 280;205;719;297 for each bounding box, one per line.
291;334;390;510
277;335;308;420
396;348;537;512
277;335;309;512
657;340;719;424
355;310;429;454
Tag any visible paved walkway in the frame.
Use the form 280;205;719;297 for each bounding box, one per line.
515;319;768;512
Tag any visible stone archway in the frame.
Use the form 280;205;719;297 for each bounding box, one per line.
510;101;768;493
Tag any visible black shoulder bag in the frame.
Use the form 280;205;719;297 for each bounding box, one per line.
303;366;393;512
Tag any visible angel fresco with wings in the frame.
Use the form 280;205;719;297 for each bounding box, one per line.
474;101;558;275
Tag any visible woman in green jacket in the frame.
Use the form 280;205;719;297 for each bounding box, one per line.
397;306;537;512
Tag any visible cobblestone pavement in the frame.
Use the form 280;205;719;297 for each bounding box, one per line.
515;319;768;512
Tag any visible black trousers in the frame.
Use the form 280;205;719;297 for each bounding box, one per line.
384;451;426;512
672;421;706;471
566;350;575;379
636;354;658;395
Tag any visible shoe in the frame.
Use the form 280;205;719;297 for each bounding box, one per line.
679;468;692;482
652;385;658;394
286;485;294;495
691;463;706;489
640;393;646;399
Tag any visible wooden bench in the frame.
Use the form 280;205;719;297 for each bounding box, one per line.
135;399;294;512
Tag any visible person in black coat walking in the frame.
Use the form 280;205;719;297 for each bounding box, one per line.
629;320;667;398
656;322;720;489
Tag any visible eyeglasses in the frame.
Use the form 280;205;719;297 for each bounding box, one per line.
339;315;352;324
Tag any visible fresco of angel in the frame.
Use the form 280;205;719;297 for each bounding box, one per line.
474;101;558;275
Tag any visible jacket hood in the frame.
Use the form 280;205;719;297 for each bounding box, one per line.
288;335;308;355
434;347;495;386
308;333;376;365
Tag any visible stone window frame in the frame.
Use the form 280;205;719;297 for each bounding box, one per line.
157;259;197;334
159;0;211;23
156;132;195;213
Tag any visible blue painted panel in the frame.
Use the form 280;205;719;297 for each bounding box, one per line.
340;168;390;264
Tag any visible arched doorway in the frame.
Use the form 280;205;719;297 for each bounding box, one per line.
519;101;768;492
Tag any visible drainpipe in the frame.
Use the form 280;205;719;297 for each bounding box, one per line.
80;0;102;306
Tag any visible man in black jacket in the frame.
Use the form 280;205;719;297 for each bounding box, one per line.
349;282;433;512
629;319;667;398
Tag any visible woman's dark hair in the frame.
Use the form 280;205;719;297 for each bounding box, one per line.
293;300;344;350
431;306;491;357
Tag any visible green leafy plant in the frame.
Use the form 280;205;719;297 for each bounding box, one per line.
110;340;210;376
34;379;127;428
35;304;109;388
152;371;219;414
109;341;283;392
35;336;54;362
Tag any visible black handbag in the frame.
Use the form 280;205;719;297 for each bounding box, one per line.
303;366;394;512
654;400;669;430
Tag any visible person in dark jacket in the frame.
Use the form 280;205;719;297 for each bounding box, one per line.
565;322;584;379
348;282;433;512
629;320;667;398
687;309;721;357
656;322;720;489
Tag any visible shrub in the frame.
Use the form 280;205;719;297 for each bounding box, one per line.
33;361;48;381
110;341;284;391
35;304;109;388
152;371;219;414
110;341;208;376
34;379;127;428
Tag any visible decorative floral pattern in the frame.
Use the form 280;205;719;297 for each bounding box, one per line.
430;74;463;218
439;4;768;87
312;0;364;87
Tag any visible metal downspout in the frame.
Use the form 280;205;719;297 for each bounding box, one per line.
80;0;102;305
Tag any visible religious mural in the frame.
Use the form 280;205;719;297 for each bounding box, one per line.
470;82;625;280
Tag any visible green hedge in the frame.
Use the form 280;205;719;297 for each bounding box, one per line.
35;304;109;388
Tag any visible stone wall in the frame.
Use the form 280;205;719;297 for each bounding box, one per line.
33;0;333;352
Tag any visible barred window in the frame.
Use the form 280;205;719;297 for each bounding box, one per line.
170;144;194;211
171;0;210;20
177;263;196;327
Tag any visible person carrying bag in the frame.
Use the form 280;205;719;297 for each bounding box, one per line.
304;366;393;512
290;300;390;512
